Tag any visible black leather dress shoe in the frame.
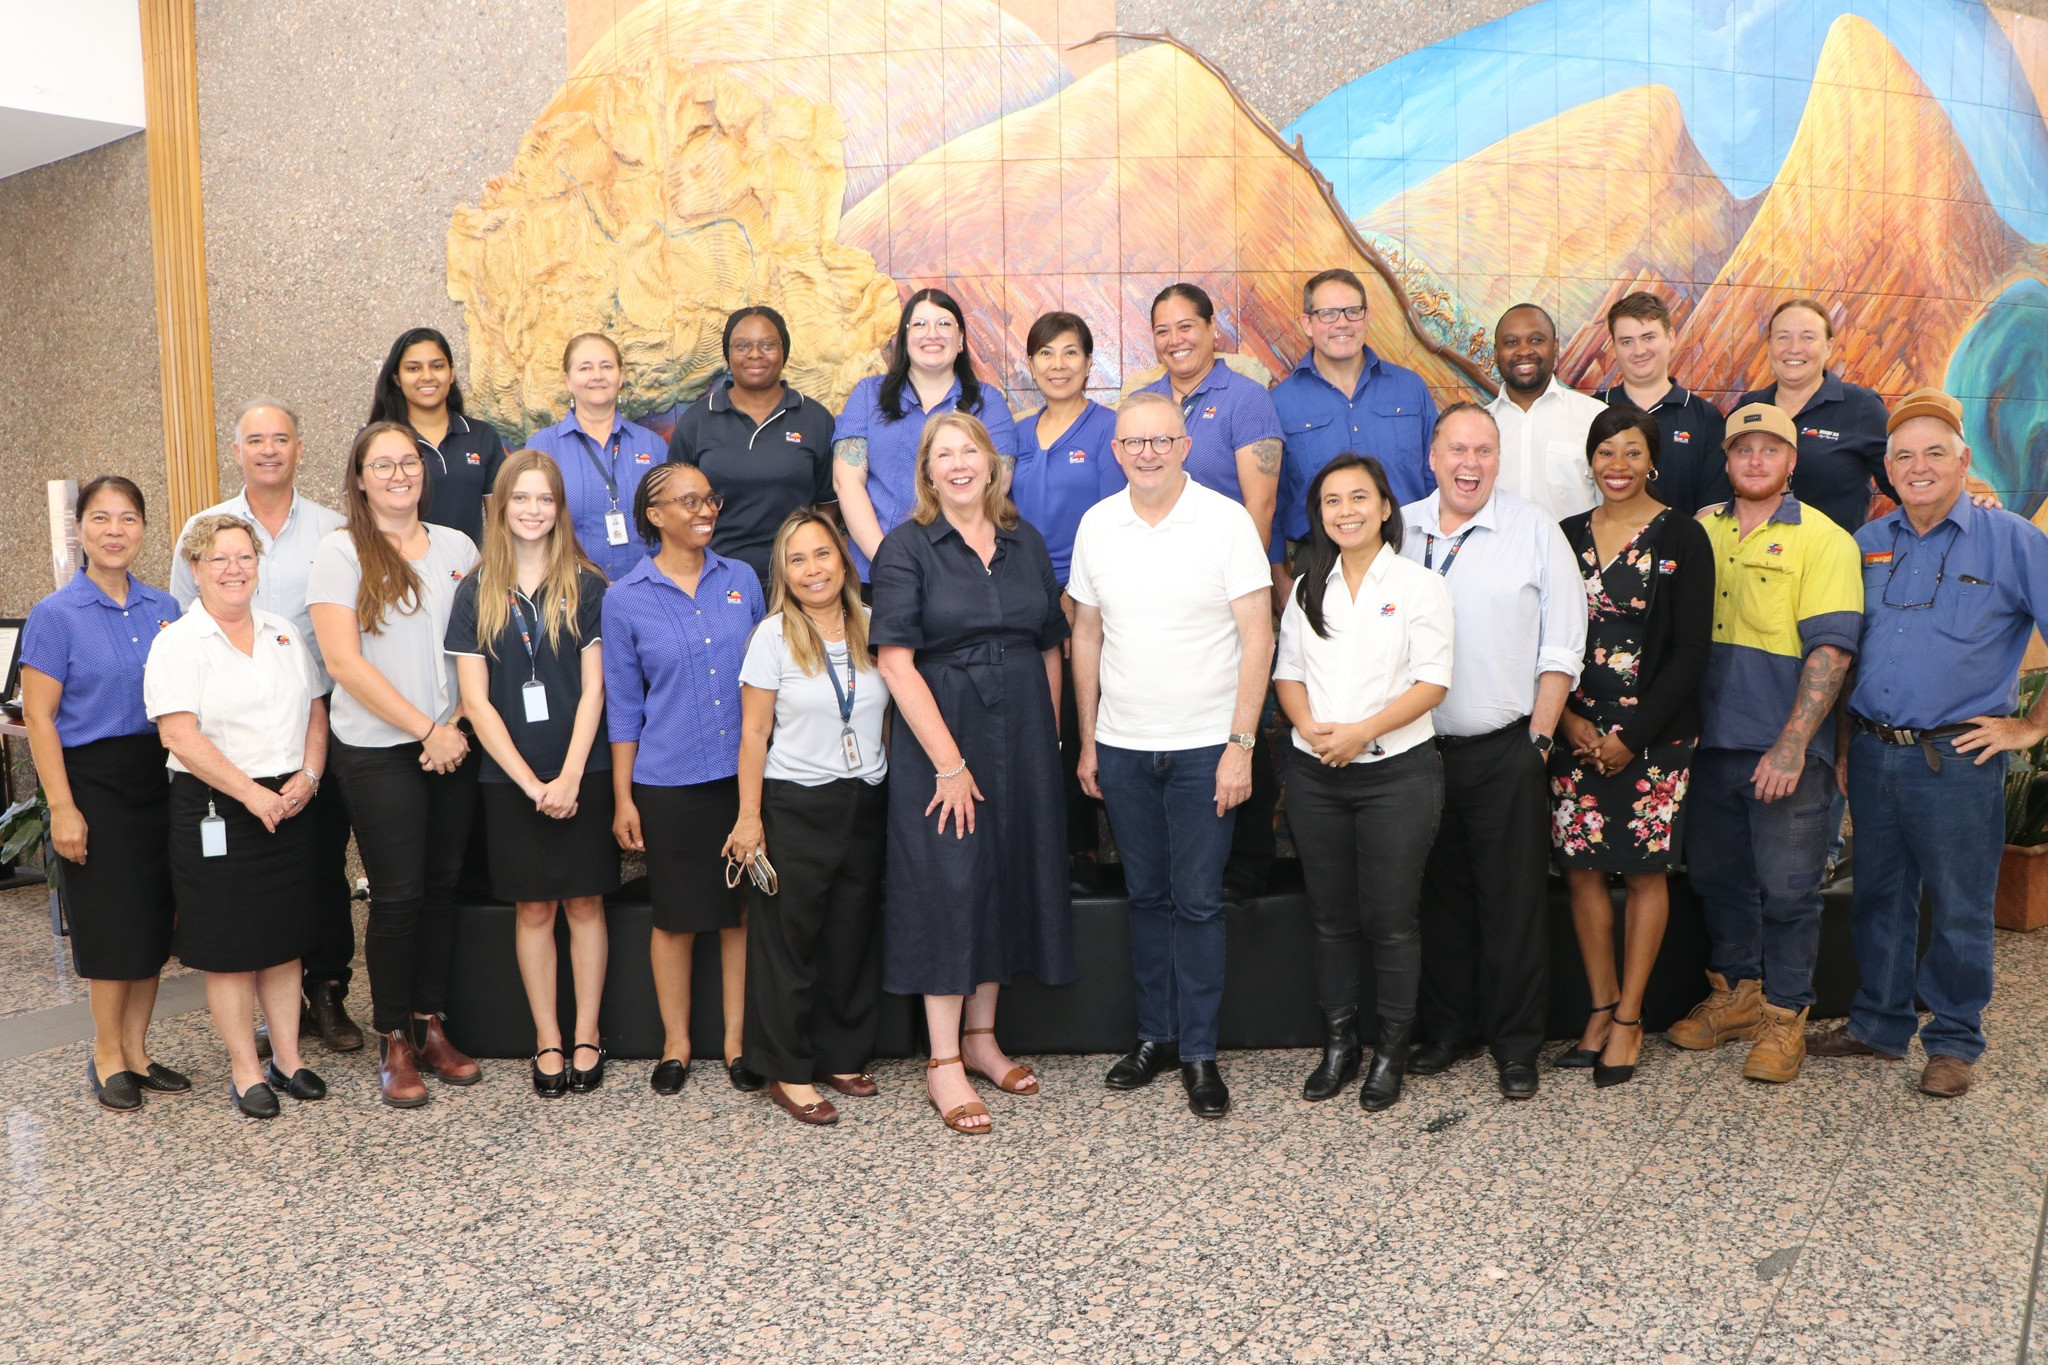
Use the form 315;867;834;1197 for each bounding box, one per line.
264;1061;328;1100
1104;1039;1179;1090
650;1059;688;1094
88;1061;142;1111
1181;1061;1231;1118
1498;1060;1540;1100
1407;1039;1484;1076
230;1081;281;1119
727;1060;766;1092
569;1043;606;1093
305;981;365;1052
137;1062;192;1093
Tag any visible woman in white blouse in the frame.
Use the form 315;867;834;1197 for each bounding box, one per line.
1272;454;1453;1114
145;515;329;1119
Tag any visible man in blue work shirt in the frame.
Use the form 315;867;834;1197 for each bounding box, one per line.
1807;388;2048;1099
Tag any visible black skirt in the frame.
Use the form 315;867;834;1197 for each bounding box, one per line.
55;734;175;980
168;772;314;972
481;771;621;903
634;778;745;933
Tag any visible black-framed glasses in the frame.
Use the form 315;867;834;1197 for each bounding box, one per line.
1114;435;1185;456
651;492;726;514
1879;531;1955;610
364;457;425;479
1307;306;1367;323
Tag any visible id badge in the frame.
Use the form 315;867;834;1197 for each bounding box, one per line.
200;811;227;858
840;725;862;772
604;510;629;546
522;680;549;724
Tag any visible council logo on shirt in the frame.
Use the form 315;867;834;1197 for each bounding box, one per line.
466;452;482;465
1379;602;1396;617
1201;406;1218;420
1801;426;1841;441
1673;431;1691;444
784;430;803;443
726;590;743;605
634;451;654;464
1068;450;1088;464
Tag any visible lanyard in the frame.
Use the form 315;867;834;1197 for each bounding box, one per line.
508;591;542;681
579;427;624;509
821;641;856;724
1423;528;1472;575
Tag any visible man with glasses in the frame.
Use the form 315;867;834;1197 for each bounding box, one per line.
1673;403;1862;1084
1805;389;2048;1097
170;400;358;1052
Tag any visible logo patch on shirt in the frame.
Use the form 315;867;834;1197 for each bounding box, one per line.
1672;431;1692;444
1801;427;1840;442
1657;559;1678;575
1201;406;1218;420
465;452;482;465
1766;543;1784;556
784;430;803;443
1067;449;1088;464
634;451;653;465
157;619;172;630
1379;602;1397;617
276;634;291;646
1864;550;1895;566
451;569;464;580
726;590;743;605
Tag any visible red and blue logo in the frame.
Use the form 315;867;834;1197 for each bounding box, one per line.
1379;602;1397;617
634;452;653;465
1766;543;1784;556
726;590;743;605
1201;406;1219;420
276;634;291;646
1067;449;1088;464
466;452;482;465
784;430;803;443
1657;559;1678;575
1672;432;1691;444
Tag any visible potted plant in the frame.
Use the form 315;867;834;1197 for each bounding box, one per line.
1997;672;2048;931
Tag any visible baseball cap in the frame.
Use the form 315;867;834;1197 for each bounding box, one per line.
1886;387;1965;436
1722;402;1799;450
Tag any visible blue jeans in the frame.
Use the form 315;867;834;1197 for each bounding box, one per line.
1846;730;2004;1062
1685;747;1834;1011
1096;743;1235;1062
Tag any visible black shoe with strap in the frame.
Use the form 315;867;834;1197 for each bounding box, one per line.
1554;1002;1617;1070
1593;1019;1642;1089
569;1042;606;1093
533;1047;569;1098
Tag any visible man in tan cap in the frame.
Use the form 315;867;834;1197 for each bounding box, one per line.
1805;388;2048;1097
1669;402;1862;1083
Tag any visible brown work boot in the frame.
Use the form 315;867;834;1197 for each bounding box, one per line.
1741;1003;1809;1083
1918;1055;1974;1098
1805;1022;1902;1061
378;1030;430;1108
412;1014;481;1086
1666;971;1764;1051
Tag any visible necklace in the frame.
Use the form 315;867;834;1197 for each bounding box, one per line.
805;607;847;639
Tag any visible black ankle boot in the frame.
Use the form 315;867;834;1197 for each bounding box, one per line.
1301;1006;1362;1102
1360;1018;1412;1113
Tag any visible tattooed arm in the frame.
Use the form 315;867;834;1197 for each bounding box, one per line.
1235;437;1283;554
832;437;885;562
1753;643;1852;803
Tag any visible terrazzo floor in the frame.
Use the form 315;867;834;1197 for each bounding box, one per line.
1;885;2043;1364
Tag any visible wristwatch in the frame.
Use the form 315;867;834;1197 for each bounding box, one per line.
1530;733;1554;757
1228;733;1256;752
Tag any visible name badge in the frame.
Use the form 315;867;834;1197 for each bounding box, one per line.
840;725;862;772
522;680;549;724
604;510;630;546
200;802;227;858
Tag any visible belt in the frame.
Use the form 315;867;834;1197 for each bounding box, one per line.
1851;715;1973;772
923;640;1022;709
1434;715;1531;751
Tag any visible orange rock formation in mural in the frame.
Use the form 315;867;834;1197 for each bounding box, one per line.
445;58;900;435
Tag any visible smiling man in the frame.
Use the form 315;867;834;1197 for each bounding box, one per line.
1591;292;1728;516
1484;303;1605;520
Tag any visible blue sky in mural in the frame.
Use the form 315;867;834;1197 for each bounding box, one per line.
1286;0;2048;240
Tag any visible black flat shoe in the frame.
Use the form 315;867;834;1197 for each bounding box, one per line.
1181;1061;1231;1118
88;1061;142;1111
229;1081;281;1119
650;1059;689;1095
1407;1039;1484;1077
1555;1002;1618;1069
264;1061;328;1100
569;1043;606;1093
1105;1039;1179;1090
136;1062;192;1093
1498;1059;1540;1101
727;1059;766;1093
533;1047;569;1098
1594;1019;1642;1089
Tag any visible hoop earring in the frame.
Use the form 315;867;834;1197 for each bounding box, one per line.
1647;467;1660;482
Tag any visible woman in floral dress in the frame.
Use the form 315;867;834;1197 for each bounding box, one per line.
1550;407;1714;1086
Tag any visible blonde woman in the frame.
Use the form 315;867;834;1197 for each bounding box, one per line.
447;452;617;1098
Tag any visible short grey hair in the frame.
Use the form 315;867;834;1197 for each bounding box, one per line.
179;513;266;565
1116;389;1186;436
233;398;301;445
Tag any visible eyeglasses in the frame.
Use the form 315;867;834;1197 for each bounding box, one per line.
907;318;959;335
202;553;257;572
1307;306;1368;323
364;457;425;479
1115;435;1185;456
1879;534;1956;610
729;340;782;356
651;492;726;514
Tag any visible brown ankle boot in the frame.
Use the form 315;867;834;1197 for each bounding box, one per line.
412;1014;481;1086
1741;1003;1809;1083
1666;971;1764;1051
378;1030;430;1108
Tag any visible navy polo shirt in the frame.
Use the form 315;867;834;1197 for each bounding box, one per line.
1593;381;1729;518
1736;372;1893;533
1272;347;1437;546
19;570;181;746
444;568;610;783
1138;359;1283;513
666;379;837;590
600;551;764;786
1012;400;1125;584
416;413;507;546
527;412;669;583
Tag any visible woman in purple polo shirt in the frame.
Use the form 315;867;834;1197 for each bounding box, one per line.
832;288;1019;583
527;332;669;583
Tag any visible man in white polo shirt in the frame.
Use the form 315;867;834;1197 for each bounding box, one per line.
1070;391;1274;1119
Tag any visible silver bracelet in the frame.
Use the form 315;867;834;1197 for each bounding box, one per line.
935;759;967;780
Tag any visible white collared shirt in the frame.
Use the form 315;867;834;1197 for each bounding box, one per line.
169;489;348;691
1067;475;1272;751
1274;544;1454;762
1399;489;1586;737
143;605;317;778
1486;378;1605;520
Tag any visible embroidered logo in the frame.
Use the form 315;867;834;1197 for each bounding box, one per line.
451;570;464;580
1657;559;1678;575
784;430;803;443
1801;426;1840;441
1864;550;1895;566
465;452;482;465
1379;603;1397;617
276;634;291;646
1672;431;1691;444
1766;543;1784;556
1201;406;1218;420
1067;450;1088;464
634;452;654;465
157;619;172;630
726;590;743;604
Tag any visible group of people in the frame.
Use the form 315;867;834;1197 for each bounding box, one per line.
23;272;2045;1128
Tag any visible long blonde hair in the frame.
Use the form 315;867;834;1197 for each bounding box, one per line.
909;411;1019;530
469;451;598;657
766;508;870;677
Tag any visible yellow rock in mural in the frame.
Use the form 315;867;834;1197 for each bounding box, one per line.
446;57;900;436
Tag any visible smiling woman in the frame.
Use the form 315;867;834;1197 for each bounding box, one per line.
368;326;507;545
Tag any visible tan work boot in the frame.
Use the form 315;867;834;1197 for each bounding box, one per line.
1741;1003;1809;1083
1666;971;1764;1051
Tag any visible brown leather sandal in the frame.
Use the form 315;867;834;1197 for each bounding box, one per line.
925;1056;991;1134
962;1027;1039;1094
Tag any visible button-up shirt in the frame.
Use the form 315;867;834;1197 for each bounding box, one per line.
416;413;508;546
170;489;348;692
601;551;764;787
1736;372;1893;533
834;373;1021;582
1273;347;1438;543
666;379;838;589
1486;377;1605;520
526;412;669;583
1849;498;2048;730
1012;400;1125;584
1398;489;1585;737
143;605;316;778
1138;359;1284;513
1592;381;1729;517
19;570;182;746
1274;544;1454;762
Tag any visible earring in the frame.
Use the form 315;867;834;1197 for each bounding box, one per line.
1647;467;1660;482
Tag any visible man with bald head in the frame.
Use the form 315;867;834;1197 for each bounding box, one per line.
171;400;358;1051
1485;303;1604;519
1806;389;2048;1097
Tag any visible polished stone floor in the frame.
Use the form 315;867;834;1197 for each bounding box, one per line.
1;884;2044;1364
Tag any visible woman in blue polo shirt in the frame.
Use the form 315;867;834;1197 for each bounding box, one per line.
368;326;507;545
528;332;669;583
833;287;1019;582
603;462;766;1096
19;476;187;1111
1734;298;1891;533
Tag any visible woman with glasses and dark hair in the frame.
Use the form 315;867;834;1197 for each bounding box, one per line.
528;332;669;583
368;326;507;544
1549;405;1713;1088
833;287;1020;583
308;421;482;1108
664;306;838;589
603;462;765;1096
1273;454;1453;1113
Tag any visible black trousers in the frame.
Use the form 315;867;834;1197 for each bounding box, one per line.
1225;689;1284;882
1287;744;1441;1022
1418;723;1551;1063
301;773;356;991
742;777;886;1083
331;738;479;1034
1058;651;1100;857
